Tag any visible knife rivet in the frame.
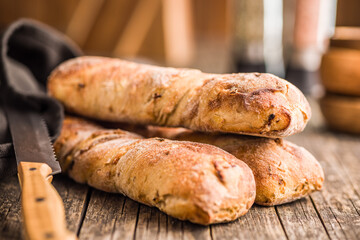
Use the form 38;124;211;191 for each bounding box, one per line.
29;168;37;171
35;197;45;202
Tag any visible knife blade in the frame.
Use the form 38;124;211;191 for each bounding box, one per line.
6;106;61;174
4;99;76;240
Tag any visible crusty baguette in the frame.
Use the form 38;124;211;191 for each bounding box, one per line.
48;56;311;137
54;117;256;225
128;126;324;206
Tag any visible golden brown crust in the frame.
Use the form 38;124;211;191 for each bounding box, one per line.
54;117;256;225
138;126;324;206
48;56;311;137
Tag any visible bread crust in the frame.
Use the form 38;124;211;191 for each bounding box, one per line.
48;56;311;137
138;126;324;206
54;117;256;225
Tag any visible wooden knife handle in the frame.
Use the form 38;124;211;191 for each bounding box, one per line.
17;162;77;240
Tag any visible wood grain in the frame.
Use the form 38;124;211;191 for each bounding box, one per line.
289;131;360;240
52;175;90;234
275;197;329;239
211;205;287;240
112;197;139;240
78;190;124;240
0;176;22;240
134;204;168;239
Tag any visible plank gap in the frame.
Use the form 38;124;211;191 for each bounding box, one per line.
274;206;289;240
2;191;21;231
146;207;151;230
166;214;168;234
3;200;16;221
328;206;348;239
132;203;141;240
209;225;214;240
156;208;161;238
181;221;184;240
349;198;360;217
76;187;92;236
121;197;127;215
110;213;118;240
309;196;331;239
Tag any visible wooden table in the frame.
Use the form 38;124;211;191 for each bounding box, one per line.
1;101;360;240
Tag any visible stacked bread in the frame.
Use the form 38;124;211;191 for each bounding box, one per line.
48;56;324;225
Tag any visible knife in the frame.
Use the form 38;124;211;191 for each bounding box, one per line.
4;99;76;240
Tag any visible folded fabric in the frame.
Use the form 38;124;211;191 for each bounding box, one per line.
0;19;81;178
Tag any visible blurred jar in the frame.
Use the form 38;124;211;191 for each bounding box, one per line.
233;0;266;73
233;0;337;96
285;0;337;96
233;0;285;77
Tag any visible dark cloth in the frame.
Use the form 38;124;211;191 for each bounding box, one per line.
0;19;81;178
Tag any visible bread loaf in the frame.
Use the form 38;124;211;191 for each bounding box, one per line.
48;56;311;137
131;126;324;206
54;117;256;225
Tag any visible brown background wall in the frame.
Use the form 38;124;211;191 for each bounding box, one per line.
336;0;360;26
0;0;230;67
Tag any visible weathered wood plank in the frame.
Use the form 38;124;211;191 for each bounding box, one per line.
52;174;89;234
165;216;184;240
133;202;215;240
275;197;329;240
111;197;139;240
78;189;128;240
134;204;212;240
183;221;211;240
134;204;168;240
211;205;287;240
0;175;22;240
79;190;212;240
289;131;360;240
332;134;360;215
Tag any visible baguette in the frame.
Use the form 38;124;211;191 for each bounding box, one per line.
48;56;311;137
129;126;324;206
54;117;256;225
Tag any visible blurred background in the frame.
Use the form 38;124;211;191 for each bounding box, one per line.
1;0;360;133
